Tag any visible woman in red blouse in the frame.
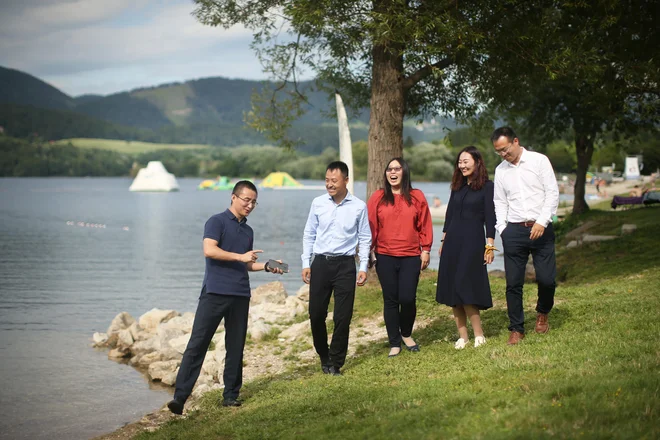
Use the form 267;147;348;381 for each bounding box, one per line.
367;157;434;357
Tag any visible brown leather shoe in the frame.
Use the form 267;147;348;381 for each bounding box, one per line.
535;313;550;334
507;331;525;345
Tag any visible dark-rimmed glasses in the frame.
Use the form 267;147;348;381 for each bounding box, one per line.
235;195;258;206
387;166;403;173
495;144;513;156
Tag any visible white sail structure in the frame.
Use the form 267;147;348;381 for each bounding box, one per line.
335;93;354;194
129;161;180;192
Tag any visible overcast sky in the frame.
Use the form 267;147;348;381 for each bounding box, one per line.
0;0;278;96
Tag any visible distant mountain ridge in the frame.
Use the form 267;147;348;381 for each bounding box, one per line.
0;65;455;151
0;66;75;111
0;66;351;130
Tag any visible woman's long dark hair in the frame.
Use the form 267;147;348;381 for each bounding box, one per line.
450;146;489;191
380;157;413;205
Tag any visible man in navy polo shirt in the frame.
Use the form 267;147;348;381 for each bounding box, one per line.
168;180;283;414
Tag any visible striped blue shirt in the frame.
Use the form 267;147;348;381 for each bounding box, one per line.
301;192;372;272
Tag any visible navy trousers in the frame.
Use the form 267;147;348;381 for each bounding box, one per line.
502;223;556;333
173;289;249;401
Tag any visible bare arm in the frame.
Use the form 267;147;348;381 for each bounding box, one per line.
203;238;262;263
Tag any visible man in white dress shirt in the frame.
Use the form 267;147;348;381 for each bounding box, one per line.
491;127;559;345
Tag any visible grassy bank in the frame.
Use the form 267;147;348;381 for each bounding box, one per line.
138;206;660;440
54;138;211;153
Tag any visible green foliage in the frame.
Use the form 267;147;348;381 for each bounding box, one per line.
544;140;577;174
404;142;454;181
351;140;368;180
0;137;132;177
471;0;660;213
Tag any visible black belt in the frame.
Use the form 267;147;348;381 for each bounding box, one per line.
316;254;354;261
510;220;536;227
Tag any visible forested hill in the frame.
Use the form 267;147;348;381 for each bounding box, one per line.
0;66;455;151
0;66;365;130
0;66;75;111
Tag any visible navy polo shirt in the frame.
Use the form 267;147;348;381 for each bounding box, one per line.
202;209;254;297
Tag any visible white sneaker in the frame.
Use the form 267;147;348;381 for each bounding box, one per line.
474;336;486;347
454;338;468;349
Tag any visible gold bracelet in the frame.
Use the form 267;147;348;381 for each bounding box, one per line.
484;244;498;251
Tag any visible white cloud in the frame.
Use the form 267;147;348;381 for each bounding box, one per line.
0;0;270;95
0;0;139;36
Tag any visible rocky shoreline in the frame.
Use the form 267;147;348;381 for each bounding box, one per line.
91;280;417;439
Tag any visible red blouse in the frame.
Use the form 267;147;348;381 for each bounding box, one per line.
367;188;433;257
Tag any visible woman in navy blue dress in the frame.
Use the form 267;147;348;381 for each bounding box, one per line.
436;146;496;349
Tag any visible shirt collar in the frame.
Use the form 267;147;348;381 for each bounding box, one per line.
327;190;353;205
505;147;528;168
224;208;247;224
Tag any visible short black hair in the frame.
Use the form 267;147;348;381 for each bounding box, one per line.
326;161;349;178
490;126;517;143
232;180;258;196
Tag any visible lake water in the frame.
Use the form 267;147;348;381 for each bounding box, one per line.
0;177;503;439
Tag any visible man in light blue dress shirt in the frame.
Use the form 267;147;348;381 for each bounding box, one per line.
301;161;372;376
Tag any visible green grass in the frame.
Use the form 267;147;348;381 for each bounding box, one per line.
555;205;660;283
54;138;211;154
137;207;660;440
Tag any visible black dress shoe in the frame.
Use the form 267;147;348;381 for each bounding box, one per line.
328;366;342;376
322;364;331;374
222;398;242;407
167;398;185;415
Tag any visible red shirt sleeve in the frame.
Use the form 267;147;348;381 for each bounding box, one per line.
367;190;383;251
413;190;433;252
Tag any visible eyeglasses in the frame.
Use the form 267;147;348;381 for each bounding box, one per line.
235;195;258;206
495;144;513;156
386;166;403;173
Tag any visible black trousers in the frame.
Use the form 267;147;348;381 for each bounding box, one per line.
502;223;557;333
308;256;356;369
173;290;249;402
375;254;421;347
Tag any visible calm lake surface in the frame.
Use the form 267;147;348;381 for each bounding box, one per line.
0;177;503;439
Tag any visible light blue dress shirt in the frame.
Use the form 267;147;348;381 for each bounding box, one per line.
301;192;372;272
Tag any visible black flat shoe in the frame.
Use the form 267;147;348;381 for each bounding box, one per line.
404;343;420;352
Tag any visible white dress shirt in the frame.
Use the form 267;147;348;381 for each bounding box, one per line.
494;148;559;235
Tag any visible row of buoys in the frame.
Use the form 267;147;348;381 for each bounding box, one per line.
66;221;130;231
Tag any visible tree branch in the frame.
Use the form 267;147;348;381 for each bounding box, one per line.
402;57;452;91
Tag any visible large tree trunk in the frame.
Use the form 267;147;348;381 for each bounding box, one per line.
572;130;596;215
367;42;405;198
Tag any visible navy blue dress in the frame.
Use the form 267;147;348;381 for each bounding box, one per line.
436;180;496;309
